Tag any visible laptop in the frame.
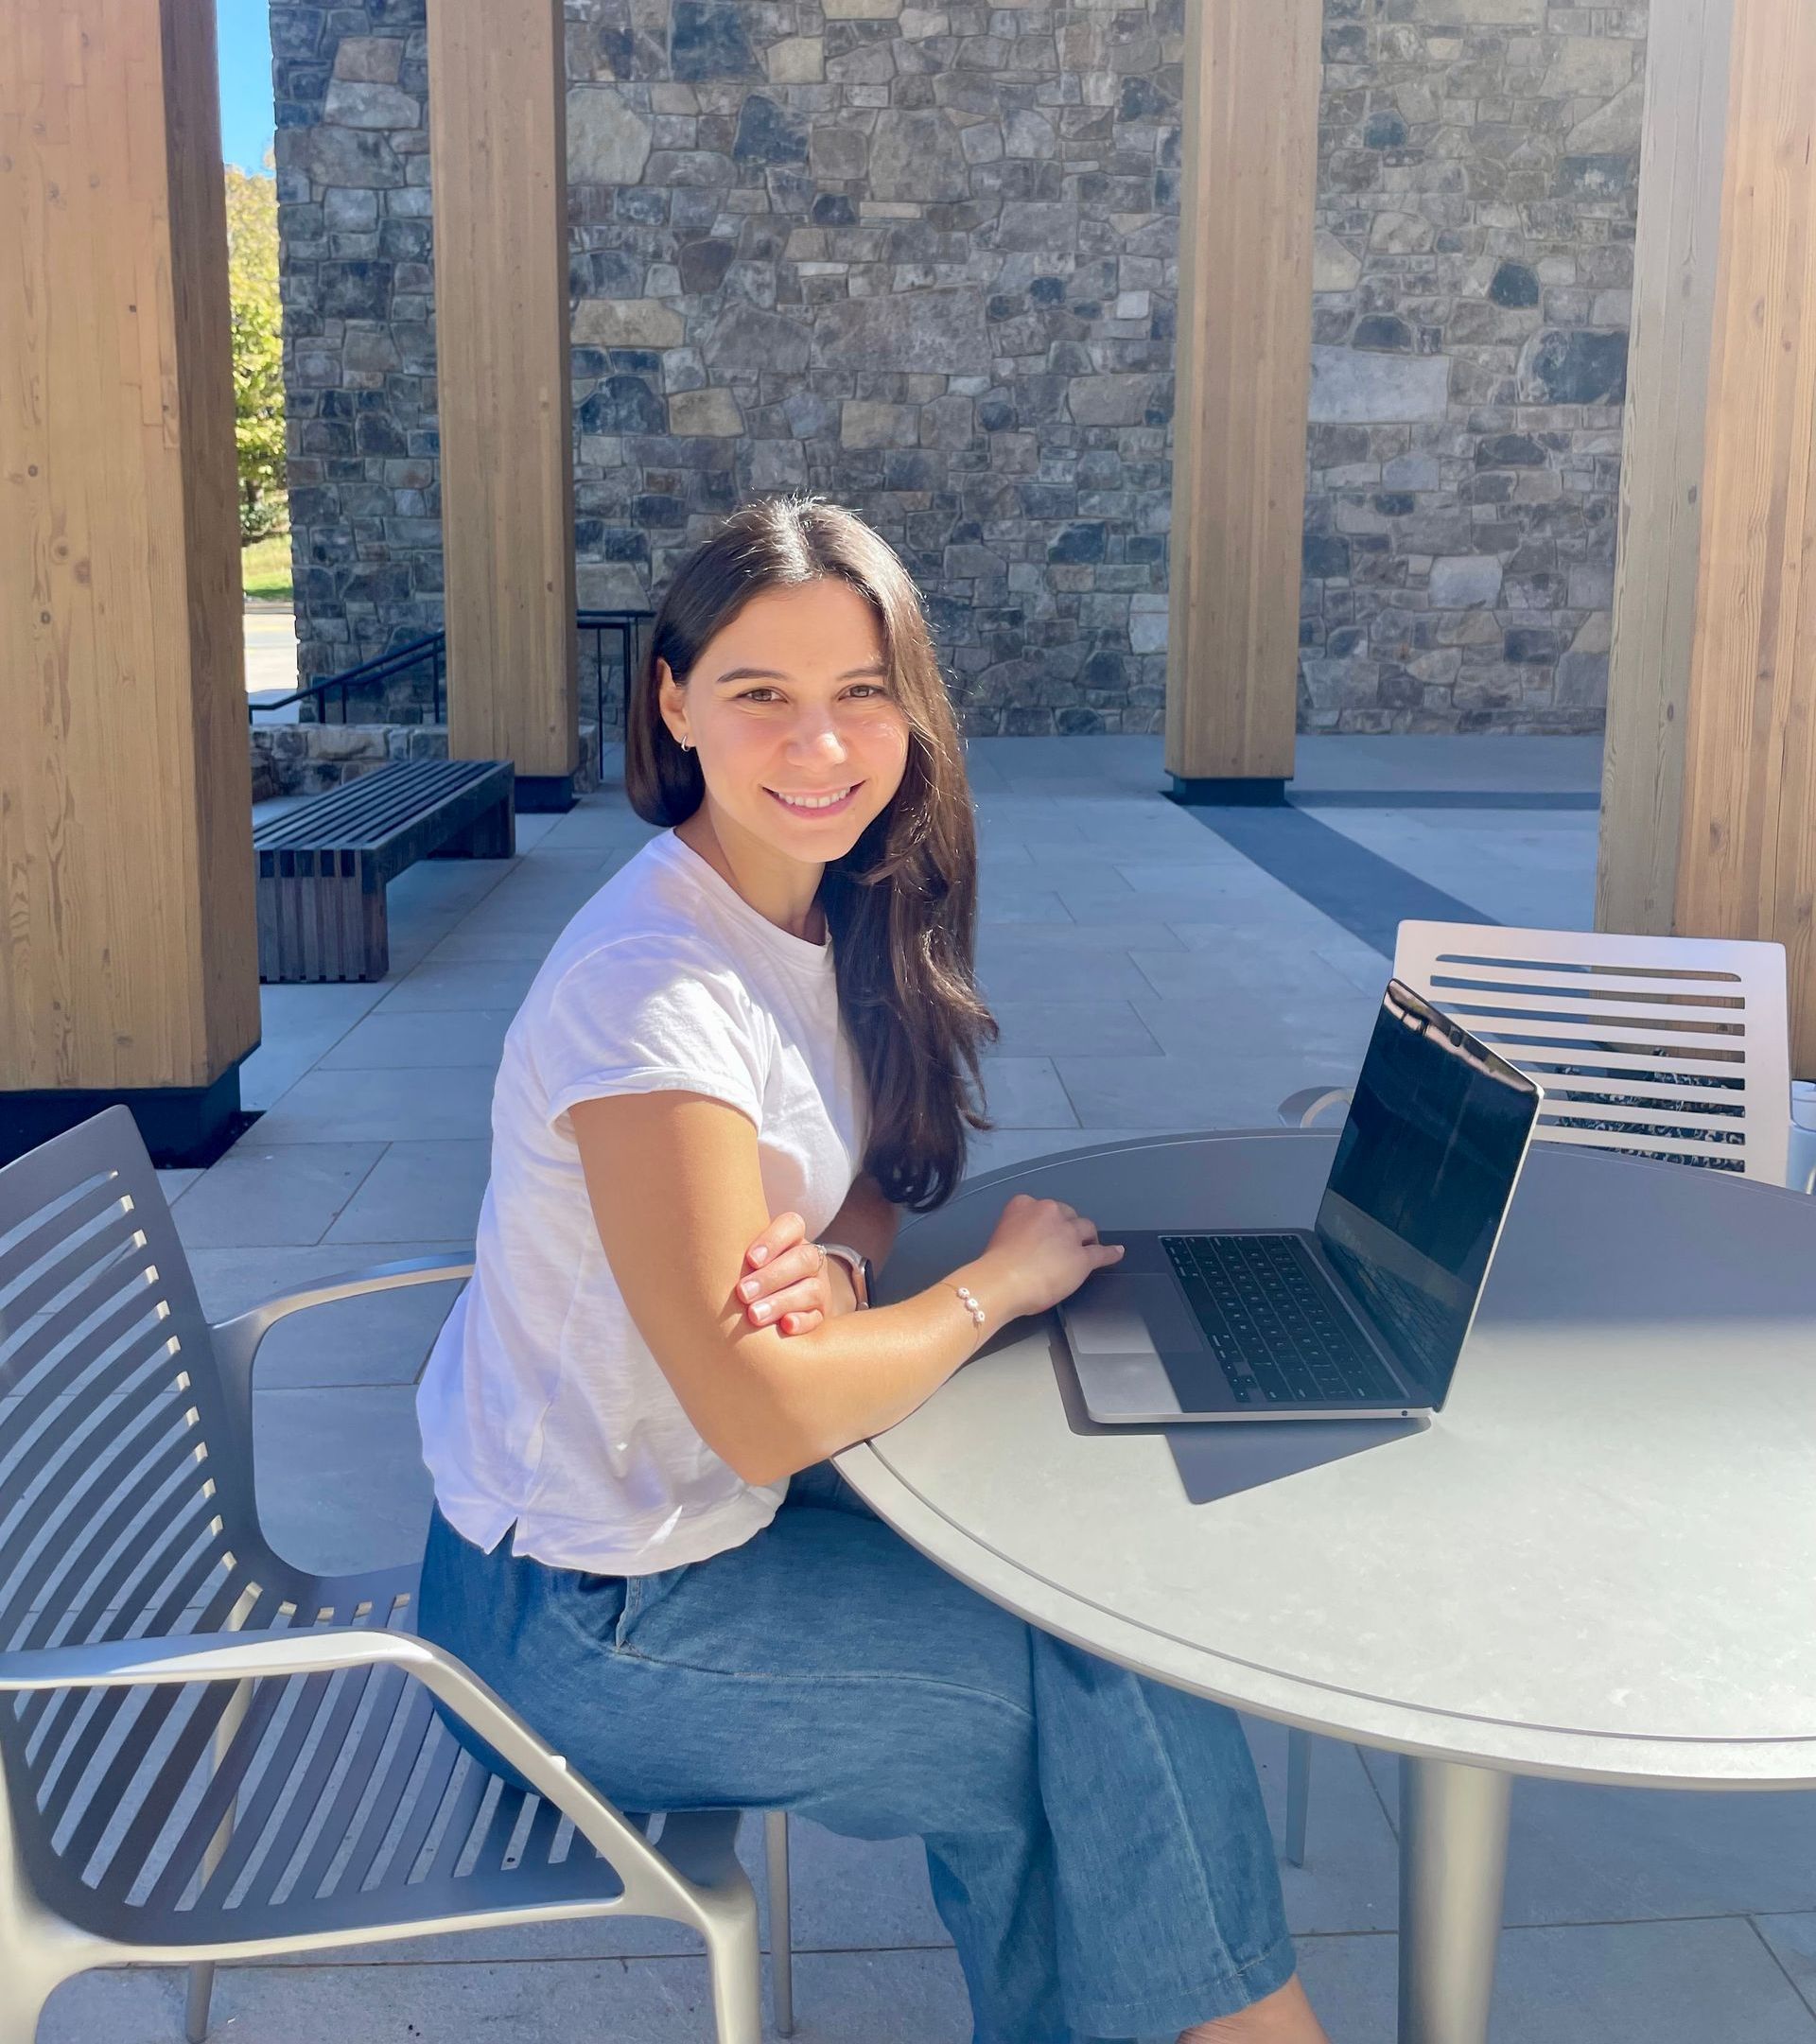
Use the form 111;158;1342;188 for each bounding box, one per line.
1059;980;1543;1424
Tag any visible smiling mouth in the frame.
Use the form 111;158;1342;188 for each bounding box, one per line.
765;783;862;814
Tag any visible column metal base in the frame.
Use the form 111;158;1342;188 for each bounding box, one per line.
0;1068;252;1170
514;773;577;813
1163;775;1290;806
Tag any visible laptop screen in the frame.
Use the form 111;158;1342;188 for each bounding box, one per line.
1315;981;1541;1400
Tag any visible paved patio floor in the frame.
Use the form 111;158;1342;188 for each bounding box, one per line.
54;736;1812;2042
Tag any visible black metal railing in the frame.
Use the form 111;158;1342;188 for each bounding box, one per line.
577;610;648;740
251;610;650;731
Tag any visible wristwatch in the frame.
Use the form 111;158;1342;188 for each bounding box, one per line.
816;1240;872;1310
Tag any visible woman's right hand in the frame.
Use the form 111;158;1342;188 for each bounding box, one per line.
976;1192;1126;1321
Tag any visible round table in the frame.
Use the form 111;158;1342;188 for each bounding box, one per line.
834;1131;1816;2044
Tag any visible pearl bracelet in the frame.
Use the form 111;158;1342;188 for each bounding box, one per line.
953;1283;987;1329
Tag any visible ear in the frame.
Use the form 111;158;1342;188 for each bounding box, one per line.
655;658;685;744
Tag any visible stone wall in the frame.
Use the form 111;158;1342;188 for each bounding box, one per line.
274;0;1181;733
272;0;1647;737
1301;0;1644;733
272;4;441;699
251;720;602;798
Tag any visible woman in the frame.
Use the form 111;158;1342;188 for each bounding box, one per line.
415;498;1329;2044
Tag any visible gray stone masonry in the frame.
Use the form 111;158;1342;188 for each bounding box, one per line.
272;0;1646;736
250;721;602;796
1301;0;1644;733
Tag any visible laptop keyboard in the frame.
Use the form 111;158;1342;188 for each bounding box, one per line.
1161;1234;1399;1406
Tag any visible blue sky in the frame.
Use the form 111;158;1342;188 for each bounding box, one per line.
218;0;276;174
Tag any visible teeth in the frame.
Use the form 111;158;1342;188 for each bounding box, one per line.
773;787;852;810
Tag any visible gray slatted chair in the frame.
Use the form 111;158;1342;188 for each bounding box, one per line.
0;1107;781;2044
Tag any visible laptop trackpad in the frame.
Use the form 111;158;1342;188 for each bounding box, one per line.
1066;1274;1201;1355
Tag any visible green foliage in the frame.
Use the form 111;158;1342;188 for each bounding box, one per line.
225;162;287;546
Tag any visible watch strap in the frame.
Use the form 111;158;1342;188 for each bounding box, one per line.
816;1240;871;1309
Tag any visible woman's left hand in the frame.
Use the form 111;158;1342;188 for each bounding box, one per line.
735;1210;857;1335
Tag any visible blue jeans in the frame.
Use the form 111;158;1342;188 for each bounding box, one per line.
416;1460;1296;2043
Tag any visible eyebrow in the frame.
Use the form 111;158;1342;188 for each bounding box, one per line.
711;663;890;687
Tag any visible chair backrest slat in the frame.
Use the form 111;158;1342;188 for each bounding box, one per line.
1395;922;1792;1183
139;1668;294;1905
1;1298;183;1484
469;1769;532;1876
213;1658;384;1908
7;1415;205;1653
66;1677;240;1885
16;1497;225;1755
0;1180;141;1324
21;1494;220;1663
278;1649;432;1908
422;1745;496;1883
214;1631;399;1910
314;1682;437;1900
31;1573;285;1860
150;1667;329;1914
359;1713;462;1894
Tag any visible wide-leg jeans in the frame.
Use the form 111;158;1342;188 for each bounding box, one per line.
417;1460;1296;2043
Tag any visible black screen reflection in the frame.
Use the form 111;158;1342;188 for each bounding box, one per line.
1316;984;1541;1397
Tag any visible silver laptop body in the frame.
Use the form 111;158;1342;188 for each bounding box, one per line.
1059;980;1543;1425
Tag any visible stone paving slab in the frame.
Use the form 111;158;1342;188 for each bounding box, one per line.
321;1139;496;1246
36;1915;1816;2044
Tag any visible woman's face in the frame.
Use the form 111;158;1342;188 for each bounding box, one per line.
660;578;913;864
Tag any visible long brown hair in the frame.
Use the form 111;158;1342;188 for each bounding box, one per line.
624;497;998;1212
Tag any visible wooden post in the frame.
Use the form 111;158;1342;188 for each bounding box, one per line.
0;0;258;1167
1162;0;1321;805
1597;0;1734;939
1599;0;1816;1078
428;0;580;812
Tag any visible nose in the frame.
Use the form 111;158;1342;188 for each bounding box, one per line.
784;713;849;766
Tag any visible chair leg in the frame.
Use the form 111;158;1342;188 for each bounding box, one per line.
764;1808;794;2036
0;1983;49;2044
183;1964;215;2044
0;1946;60;2044
184;1672;250;2043
1284;1727;1311;1868
700;1877;765;2044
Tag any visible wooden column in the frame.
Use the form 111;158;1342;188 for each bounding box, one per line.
1597;0;1734;937
1;0;258;1168
1599;0;1816;1077
428;0;579;812
1162;0;1321;805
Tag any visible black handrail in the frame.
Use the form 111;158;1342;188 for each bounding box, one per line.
250;610;650;730
250;632;446;724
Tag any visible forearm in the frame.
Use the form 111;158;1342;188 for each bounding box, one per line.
737;1250;1016;1484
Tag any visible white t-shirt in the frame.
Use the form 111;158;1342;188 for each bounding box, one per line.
416;828;869;1575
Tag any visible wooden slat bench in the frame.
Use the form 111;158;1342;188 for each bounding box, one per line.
253;759;515;983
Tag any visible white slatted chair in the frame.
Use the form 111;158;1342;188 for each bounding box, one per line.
1275;922;1793;1867
0;1107;797;2044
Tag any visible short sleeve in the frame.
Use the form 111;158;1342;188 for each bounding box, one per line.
535;936;768;1138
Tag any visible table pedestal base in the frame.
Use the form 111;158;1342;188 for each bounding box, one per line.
1398;1756;1512;2044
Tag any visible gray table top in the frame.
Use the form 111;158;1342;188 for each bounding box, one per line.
835;1132;1816;1789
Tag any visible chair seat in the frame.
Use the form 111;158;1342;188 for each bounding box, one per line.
20;1564;702;1952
